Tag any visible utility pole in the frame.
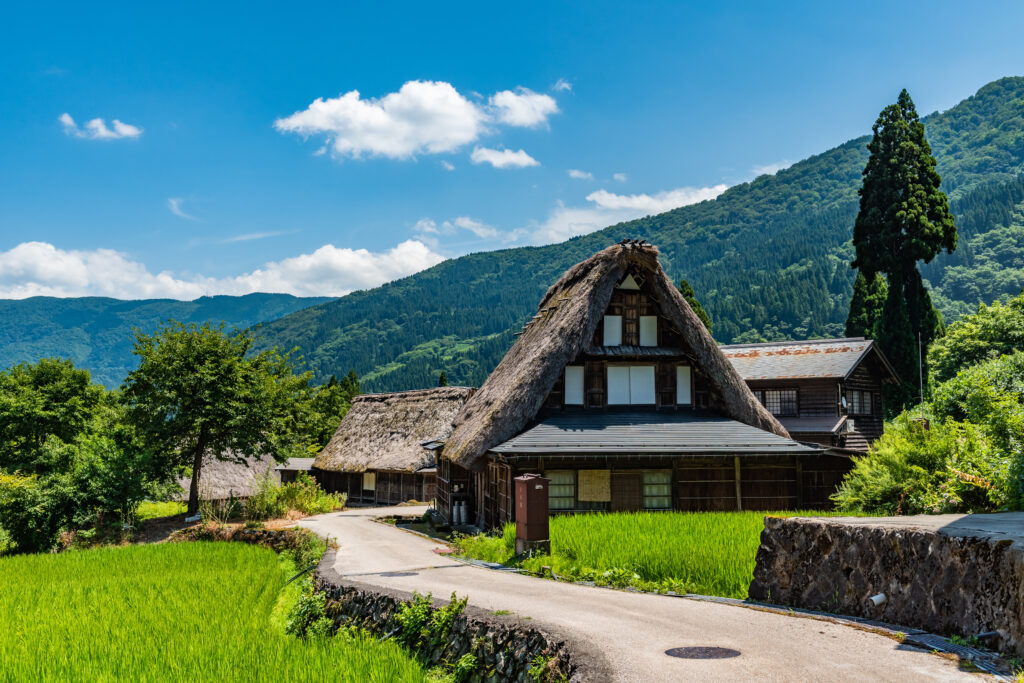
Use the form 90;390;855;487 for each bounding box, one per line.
918;331;925;420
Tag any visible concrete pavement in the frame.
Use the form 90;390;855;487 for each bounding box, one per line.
300;506;981;682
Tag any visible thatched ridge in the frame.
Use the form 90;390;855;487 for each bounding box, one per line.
314;386;476;473
443;242;790;470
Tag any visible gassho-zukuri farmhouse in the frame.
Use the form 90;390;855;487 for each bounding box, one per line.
307;241;898;530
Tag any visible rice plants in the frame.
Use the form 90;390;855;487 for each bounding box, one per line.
457;510;857;599
0;542;425;682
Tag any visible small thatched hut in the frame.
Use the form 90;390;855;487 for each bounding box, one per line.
440;242;841;529
176;453;279;502
313;386;475;505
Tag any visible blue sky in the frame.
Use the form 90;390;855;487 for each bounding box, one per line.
2;1;1023;299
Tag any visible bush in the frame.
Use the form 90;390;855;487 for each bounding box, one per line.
246;471;286;521
278;472;345;516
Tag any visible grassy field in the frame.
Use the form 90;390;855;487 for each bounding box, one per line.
455;511;857;599
136;500;187;520
0;542;426;682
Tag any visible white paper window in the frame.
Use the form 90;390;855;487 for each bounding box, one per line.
362;472;376;491
607;366;631;404
564;365;584;405
603;315;623;346
676;365;692;405
547;470;575;510
643;470;672;509
639;316;658;346
629;366;656;404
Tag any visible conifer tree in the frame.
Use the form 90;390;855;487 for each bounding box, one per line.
845;271;887;338
678;279;713;334
851;89;957;406
437;371;448;387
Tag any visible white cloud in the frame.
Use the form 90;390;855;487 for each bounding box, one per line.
59;113;142;140
274;80;487;160
552;78;572;92
751;160;793;176
585;185;728;213
470;146;539;169
220;231;291;243
613;173;628;182
440;160;455;171
167;198;199;221
489;87;559;128
414;216;502;241
0;240;444;299
567;169;593;180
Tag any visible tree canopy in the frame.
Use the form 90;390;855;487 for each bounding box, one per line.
928;290;1024;383
678;279;712;334
121;322;311;514
850;89;957;405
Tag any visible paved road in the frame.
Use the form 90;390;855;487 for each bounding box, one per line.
301;506;979;682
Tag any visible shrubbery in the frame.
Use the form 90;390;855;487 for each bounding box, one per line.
246;471;345;521
834;351;1024;514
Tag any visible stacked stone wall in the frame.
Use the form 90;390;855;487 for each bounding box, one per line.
315;551;591;682
749;516;1024;656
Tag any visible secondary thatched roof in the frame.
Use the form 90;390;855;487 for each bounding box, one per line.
443;242;790;470
314;386;476;473
176;453;278;501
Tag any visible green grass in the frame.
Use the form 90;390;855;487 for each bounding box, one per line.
454;510;862;599
0;542;426;682
135;500;187;521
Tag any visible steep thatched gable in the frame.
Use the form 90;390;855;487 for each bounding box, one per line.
314;386;475;473
443;242;789;470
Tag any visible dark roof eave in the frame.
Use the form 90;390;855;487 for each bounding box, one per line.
489;447;822;457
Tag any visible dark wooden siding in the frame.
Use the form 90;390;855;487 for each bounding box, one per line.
800;454;854;508
843;363;884;444
314;469;434;507
437;459;473;523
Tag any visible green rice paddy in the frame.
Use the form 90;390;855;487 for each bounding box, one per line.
0;542;425;682
457;510;859;599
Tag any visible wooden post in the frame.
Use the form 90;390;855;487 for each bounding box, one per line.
795;458;804;508
734;456;742;511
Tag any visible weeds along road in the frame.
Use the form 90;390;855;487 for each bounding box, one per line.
300;506;980;682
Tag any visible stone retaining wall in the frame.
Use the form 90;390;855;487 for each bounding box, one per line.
315;550;595;682
749;516;1024;656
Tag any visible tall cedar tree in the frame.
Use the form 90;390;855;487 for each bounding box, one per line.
121;322;310;514
678;279;713;334
437;371;448;387
845;271;888;338
852;89;957;406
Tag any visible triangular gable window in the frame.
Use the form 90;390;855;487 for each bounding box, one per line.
617;274;640;290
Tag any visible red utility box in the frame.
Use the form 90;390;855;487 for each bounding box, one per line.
514;473;550;555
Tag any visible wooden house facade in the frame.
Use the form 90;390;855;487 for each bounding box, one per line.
312;387;474;506
437;242;847;530
721;338;899;453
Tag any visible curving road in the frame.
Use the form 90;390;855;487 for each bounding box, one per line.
300;506;979;682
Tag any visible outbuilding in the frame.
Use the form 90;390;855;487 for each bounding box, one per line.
313;387;475;506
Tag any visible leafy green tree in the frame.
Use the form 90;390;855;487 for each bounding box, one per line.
851;89;958;406
437;371;448;387
300;372;361;451
678;279;712;334
845;271;887;338
121;322;311;515
0;359;103;474
928;290;1024;383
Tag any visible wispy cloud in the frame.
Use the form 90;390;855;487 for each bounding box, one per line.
220;231;293;243
751;160;793;176
470;146;539;169
613;172;628;183
167;198;199;221
440;160;455;171
552;78;572;92
59;113;142;140
585;185;728;213
567;169;594;180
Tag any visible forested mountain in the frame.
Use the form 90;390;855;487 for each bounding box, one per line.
0;294;332;388
253;77;1024;392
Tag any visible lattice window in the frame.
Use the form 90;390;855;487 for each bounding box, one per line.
642;470;672;510
764;389;798;416
547;471;575;510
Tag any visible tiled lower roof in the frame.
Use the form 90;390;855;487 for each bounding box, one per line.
490;411;821;456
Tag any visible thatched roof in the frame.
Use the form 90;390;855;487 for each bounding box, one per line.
176;453;278;501
443;242;790;470
313;386;476;473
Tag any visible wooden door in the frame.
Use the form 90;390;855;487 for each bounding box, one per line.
611;471;643;511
